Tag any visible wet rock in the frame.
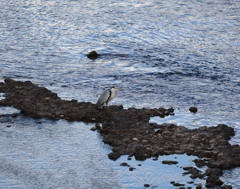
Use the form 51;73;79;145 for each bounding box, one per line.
221;185;232;189
90;127;97;131
196;183;202;189
189;107;198;113
133;145;149;161
182;167;204;179
205;168;223;176
108;152;120;160
193;159;206;167
143;184;150;187
206;175;223;187
162;160;178;165
129;167;135;171
173;183;184;187
87;51;99;59
120;162;129;167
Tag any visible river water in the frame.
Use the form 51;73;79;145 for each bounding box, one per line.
0;0;240;188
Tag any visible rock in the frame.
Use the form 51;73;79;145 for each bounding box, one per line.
172;182;184;187
196;183;202;189
120;162;129;167
87;51;99;59
129;167;135;171
143;184;150;187
194;159;206;167
133;145;148;161
162;160;178;165
182;167;204;179
205;168;223;176
221;185;232;189
189;107;198;113
206;175;223;187
108;152;120;160
11;113;19;118
90;127;97;131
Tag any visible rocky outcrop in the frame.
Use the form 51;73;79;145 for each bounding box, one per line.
0;78;239;188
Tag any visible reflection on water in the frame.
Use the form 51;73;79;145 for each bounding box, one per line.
0;115;122;189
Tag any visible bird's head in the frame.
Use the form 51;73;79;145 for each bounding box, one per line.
110;87;122;91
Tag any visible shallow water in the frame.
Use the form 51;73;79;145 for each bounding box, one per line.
0;0;240;188
0;107;206;189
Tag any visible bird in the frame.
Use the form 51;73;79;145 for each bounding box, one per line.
96;87;122;109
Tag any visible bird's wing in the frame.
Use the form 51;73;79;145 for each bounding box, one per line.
96;90;110;106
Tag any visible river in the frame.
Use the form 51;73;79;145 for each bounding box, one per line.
0;0;240;188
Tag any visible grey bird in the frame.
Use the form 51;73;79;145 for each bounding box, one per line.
96;87;122;109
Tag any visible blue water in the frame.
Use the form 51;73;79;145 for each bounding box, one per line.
0;0;240;188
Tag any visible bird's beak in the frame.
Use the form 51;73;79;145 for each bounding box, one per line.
116;87;122;90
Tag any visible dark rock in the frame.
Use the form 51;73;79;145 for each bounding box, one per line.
189;107;198;113
194;159;206;167
129;167;135;171
205;182;215;188
143;184;150;187
221;185;232;189
196;183;202;189
90;127;97;131
120;162;129;167
11;113;19;118
87;51;99;59
206;175;223;187
205;168;223;176
182;167;204;179
162;160;178;165
4;78;14;83
133;145;148;161
108;152;120;160
173;182;184;187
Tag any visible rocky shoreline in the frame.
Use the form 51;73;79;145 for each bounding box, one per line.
0;78;239;188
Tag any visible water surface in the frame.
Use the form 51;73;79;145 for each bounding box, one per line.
0;0;240;188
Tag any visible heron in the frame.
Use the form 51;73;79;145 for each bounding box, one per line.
96;87;122;109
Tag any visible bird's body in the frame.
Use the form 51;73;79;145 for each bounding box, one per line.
96;87;121;109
